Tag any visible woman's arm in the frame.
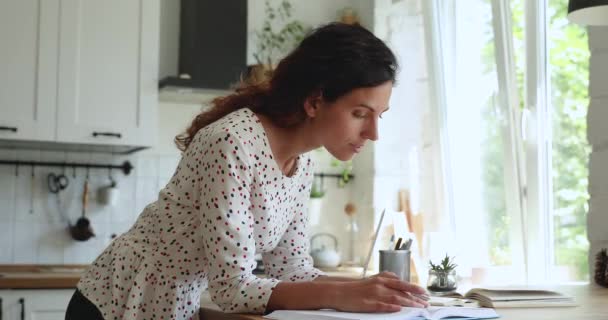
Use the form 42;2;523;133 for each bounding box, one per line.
312;271;401;282
313;275;357;282
266;275;429;313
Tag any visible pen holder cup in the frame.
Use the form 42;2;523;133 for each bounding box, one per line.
379;250;411;282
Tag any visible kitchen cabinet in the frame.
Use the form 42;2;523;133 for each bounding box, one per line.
0;0;159;150
0;289;74;320
0;0;59;142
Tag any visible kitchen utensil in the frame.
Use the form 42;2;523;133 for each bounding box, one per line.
29;167;35;214
98;169;119;206
47;173;69;193
310;233;341;268
69;176;94;241
343;202;359;266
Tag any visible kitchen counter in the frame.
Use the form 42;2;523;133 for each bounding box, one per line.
0;264;87;289
0;265;362;290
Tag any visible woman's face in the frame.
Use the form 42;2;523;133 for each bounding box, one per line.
309;81;393;161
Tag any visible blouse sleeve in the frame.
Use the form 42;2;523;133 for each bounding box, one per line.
261;174;326;282
193;131;280;314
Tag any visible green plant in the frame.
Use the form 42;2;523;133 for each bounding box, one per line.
310;175;325;198
310;187;325;198
429;254;458;273
253;0;310;68
330;158;353;187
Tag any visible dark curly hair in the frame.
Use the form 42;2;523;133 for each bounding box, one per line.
175;22;398;151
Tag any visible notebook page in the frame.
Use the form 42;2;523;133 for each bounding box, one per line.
265;307;427;320
427;306;499;320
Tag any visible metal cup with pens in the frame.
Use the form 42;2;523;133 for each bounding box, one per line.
379;237;413;282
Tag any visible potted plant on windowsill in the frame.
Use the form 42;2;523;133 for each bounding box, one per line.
427;254;458;293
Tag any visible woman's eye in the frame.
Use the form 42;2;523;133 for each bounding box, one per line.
353;111;366;118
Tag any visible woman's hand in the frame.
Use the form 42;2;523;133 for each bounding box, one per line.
329;272;429;313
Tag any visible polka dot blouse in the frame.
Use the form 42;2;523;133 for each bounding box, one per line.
77;108;325;319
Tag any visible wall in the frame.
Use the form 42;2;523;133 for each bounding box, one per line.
0;101;201;264
587;25;608;276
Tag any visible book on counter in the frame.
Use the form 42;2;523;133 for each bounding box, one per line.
437;287;577;308
265;306;499;320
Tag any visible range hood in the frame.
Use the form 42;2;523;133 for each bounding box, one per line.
159;0;247;90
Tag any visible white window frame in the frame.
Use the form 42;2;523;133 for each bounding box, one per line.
424;0;559;284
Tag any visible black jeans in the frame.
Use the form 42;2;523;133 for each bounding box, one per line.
65;289;104;320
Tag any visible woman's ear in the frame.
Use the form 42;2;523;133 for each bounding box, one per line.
304;92;323;118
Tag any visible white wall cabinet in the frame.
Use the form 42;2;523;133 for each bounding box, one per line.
0;0;59;142
0;289;74;320
0;0;159;149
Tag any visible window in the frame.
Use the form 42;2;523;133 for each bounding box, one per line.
425;0;590;283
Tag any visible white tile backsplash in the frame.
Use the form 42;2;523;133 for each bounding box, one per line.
0;148;180;264
13;221;39;263
0;219;14;263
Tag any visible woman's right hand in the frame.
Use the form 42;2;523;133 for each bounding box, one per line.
329;275;429;313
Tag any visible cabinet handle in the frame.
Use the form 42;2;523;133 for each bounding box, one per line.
92;131;122;139
18;298;24;320
1;297;3;320
0;126;18;132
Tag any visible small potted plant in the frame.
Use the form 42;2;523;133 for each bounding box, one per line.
308;176;325;226
427;254;458;293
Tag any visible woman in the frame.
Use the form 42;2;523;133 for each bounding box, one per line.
66;23;428;320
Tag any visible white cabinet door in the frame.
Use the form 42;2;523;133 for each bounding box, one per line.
23;290;74;320
0;0;59;142
1;289;74;320
56;0;159;147
1;290;25;320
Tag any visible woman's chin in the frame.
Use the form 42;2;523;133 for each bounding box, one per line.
329;151;355;162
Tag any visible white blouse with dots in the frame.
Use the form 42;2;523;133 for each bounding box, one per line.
77;108;325;320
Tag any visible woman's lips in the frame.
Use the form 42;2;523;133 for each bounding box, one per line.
350;143;364;153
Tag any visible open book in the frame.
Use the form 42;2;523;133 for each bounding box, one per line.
265;306;499;320
441;288;577;308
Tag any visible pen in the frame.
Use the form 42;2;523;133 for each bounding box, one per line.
387;235;395;250
394;237;403;251
402;238;413;250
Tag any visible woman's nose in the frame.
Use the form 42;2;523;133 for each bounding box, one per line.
363;119;379;141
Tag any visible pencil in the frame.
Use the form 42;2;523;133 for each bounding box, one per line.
394;237;403;251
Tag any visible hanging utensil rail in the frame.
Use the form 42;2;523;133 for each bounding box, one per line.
0;160;134;175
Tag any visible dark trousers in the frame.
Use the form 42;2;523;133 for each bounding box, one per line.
65;289;104;320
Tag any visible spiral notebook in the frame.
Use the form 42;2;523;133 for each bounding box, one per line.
265;306;499;320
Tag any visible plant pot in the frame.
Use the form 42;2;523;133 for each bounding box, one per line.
427;270;457;293
308;198;323;226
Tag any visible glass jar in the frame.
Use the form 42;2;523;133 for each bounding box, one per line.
427;270;457;293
